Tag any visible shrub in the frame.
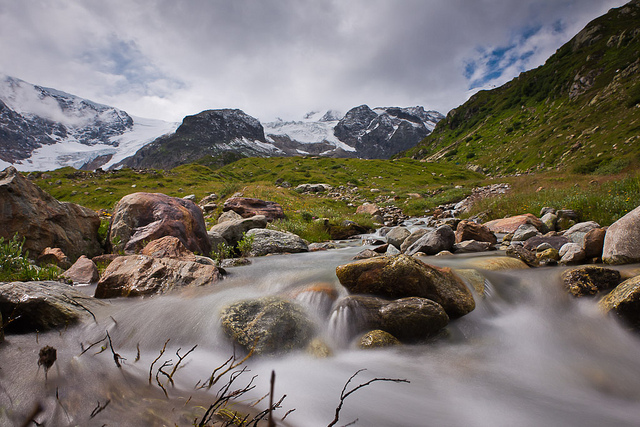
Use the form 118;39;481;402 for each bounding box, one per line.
0;234;59;282
237;232;255;257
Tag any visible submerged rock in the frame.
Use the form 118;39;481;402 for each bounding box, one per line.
335;254;474;318
0;281;102;333
94;255;222;298
220;297;314;355
599;275;640;330
562;266;621;297
358;330;401;349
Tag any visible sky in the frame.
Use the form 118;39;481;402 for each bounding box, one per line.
0;0;629;123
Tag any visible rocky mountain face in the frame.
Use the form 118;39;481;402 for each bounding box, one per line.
405;0;640;176
121;109;284;170
0;75;133;163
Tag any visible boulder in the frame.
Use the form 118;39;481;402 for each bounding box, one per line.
37;247;71;269
400;228;428;253
356;202;382;216
358;330;401;349
333;295;449;342
222;197;284;222
464;256;529;271
386;244;401;256
561;266;621;297
0;166;102;260
140;236;196;261
209;215;268;246
453;240;493;253
536;248;560;265
602;205;640;265
564;221;600;246
455;220;497;245
512;224;541;242
484;214;547;234
94;255;222;298
295;184;332;193
583;227;606;259
217;210;243;223
506;245;538;267
556;209;580;231
0;281;103;333
328;221;369;240
61;255;99;284
523;235;570;251
109;192;211;256
246;228;308;257
335;254;474;318
598;275;640;330
352;249;381;260
540;212;558;232
207;230;228;253
405;225;455;256
559;243;586;265
220;297;315;355
386;226;411;249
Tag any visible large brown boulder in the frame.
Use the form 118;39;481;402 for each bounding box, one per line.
598;275;640;330
455;220;497;244
140;236;196;261
223;197;285;222
602;205;640;265
0;166;101;260
109;192;211;255
94;255;222;298
335;254;474;318
61;255;99;284
484;213;546;234
0;281;103;333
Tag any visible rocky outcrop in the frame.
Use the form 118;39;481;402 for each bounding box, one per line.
94;255;222;298
246;228;308;256
108;192;211;256
602;205;640;264
0;166;102;260
0;281;103;333
223;197;284;222
61;255;99;284
561;266;621;297
220;297;315;355
335;254;474;318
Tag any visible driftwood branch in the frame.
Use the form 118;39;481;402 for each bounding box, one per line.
149;339;170;384
327;369;410;427
105;331;125;368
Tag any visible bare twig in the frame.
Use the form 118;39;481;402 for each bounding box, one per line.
135;343;141;362
106;331;125;368
79;334;108;356
268;370;275;427
89;399;111;418
198;344;255;390
149;339;170;384
327;369;409;427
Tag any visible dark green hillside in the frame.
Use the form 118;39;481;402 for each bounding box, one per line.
404;0;640;175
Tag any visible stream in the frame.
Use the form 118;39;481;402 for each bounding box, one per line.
2;229;640;426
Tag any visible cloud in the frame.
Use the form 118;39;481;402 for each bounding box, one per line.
0;0;629;122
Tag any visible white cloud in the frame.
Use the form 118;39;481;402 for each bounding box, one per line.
0;0;629;122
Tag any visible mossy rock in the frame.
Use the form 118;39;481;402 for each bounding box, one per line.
358;330;401;349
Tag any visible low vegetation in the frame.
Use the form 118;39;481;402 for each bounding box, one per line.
0;234;59;282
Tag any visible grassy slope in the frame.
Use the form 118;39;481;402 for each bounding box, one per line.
404;0;640;176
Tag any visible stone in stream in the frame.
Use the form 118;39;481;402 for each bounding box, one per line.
400;228;428;253
0;281;103;333
561;266;621;297
109;192;211;255
246;228;308;256
94;255;222;298
358;330;401;349
483;213;547;234
598;275;640;330
335;254;474;318
455;220;497;245
386;226;411;249
405;225;456;256
61;255;100;284
220;297;315;355
209;215;268;246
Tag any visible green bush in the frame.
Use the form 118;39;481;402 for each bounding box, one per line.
0;234;59;282
237;232;255;257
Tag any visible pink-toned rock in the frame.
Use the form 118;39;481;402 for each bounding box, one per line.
223;197;284;222
141;236;196;261
455;220;497;244
0;166;102;260
356;203;382;216
583;227;606;259
484;214;546;234
108;192;211;255
603;205;640;265
95;255;222;298
61;255;99;284
37;247;71;269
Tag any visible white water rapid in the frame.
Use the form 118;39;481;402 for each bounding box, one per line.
2;236;640;426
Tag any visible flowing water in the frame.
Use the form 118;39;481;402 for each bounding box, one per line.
2;236;640;426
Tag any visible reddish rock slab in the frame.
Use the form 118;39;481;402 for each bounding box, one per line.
37;247;71;269
483;214;546;234
0;166;102;260
223;197;284;222
455;220;497;244
109;192;211;255
141;236;196;261
61;255;99;284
